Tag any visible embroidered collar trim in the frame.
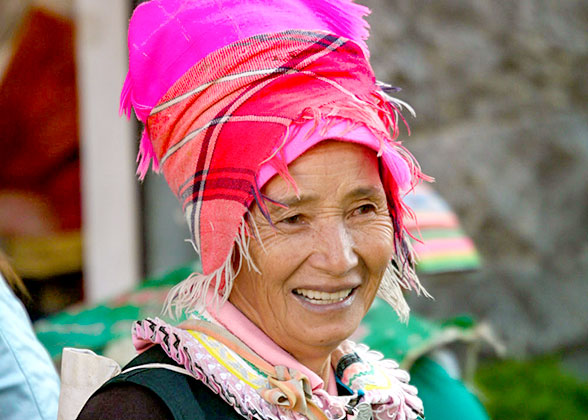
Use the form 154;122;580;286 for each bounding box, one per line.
133;318;423;419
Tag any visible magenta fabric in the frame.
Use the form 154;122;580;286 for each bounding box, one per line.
122;0;370;122
256;119;412;192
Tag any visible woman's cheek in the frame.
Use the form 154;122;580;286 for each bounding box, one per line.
353;218;395;246
252;228;311;270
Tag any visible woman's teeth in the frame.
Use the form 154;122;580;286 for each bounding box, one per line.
294;288;353;304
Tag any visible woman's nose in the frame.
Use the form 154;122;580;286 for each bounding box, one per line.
308;219;358;275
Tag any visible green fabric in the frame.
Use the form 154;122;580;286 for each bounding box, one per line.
35;263;197;360
360;298;490;420
359;298;478;368
410;357;490;420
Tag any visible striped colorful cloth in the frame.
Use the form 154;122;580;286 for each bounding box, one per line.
404;184;481;274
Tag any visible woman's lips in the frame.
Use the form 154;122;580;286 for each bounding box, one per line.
292;287;355;305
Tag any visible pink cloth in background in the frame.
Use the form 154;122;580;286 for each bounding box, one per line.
412;237;476;255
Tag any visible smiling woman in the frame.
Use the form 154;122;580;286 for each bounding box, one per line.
75;1;430;419
230;142;394;379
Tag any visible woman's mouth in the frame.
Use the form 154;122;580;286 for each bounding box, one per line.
293;288;354;305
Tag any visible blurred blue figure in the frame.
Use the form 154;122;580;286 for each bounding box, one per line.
0;259;60;420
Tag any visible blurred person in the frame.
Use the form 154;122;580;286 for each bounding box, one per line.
0;251;60;420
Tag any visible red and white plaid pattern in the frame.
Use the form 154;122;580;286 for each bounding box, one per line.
144;30;423;277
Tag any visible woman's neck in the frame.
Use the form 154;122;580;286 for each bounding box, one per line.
292;351;333;390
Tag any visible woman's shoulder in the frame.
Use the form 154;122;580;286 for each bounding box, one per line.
76;381;172;420
77;345;242;420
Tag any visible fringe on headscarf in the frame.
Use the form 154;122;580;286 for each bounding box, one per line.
163;214;261;319
377;241;432;323
259;86;428;195
120;74;160;181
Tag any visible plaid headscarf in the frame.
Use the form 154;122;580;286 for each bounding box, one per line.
122;0;428;318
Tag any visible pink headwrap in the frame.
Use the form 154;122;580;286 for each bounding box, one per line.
122;0;428;318
122;0;371;124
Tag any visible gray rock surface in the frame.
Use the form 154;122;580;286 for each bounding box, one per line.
363;0;588;355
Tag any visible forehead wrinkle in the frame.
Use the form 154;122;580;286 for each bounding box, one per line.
267;192;321;211
345;185;385;201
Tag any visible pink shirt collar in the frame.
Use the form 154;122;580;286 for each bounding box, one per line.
203;290;338;395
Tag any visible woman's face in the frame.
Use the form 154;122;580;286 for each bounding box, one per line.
229;141;395;363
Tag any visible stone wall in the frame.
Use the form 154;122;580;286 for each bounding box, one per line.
362;0;588;356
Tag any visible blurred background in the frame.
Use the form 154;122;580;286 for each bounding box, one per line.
0;0;586;418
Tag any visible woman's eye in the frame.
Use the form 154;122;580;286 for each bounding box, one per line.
352;204;376;216
281;214;302;225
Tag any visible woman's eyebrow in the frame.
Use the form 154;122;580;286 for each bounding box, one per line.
346;186;384;200
267;192;320;209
